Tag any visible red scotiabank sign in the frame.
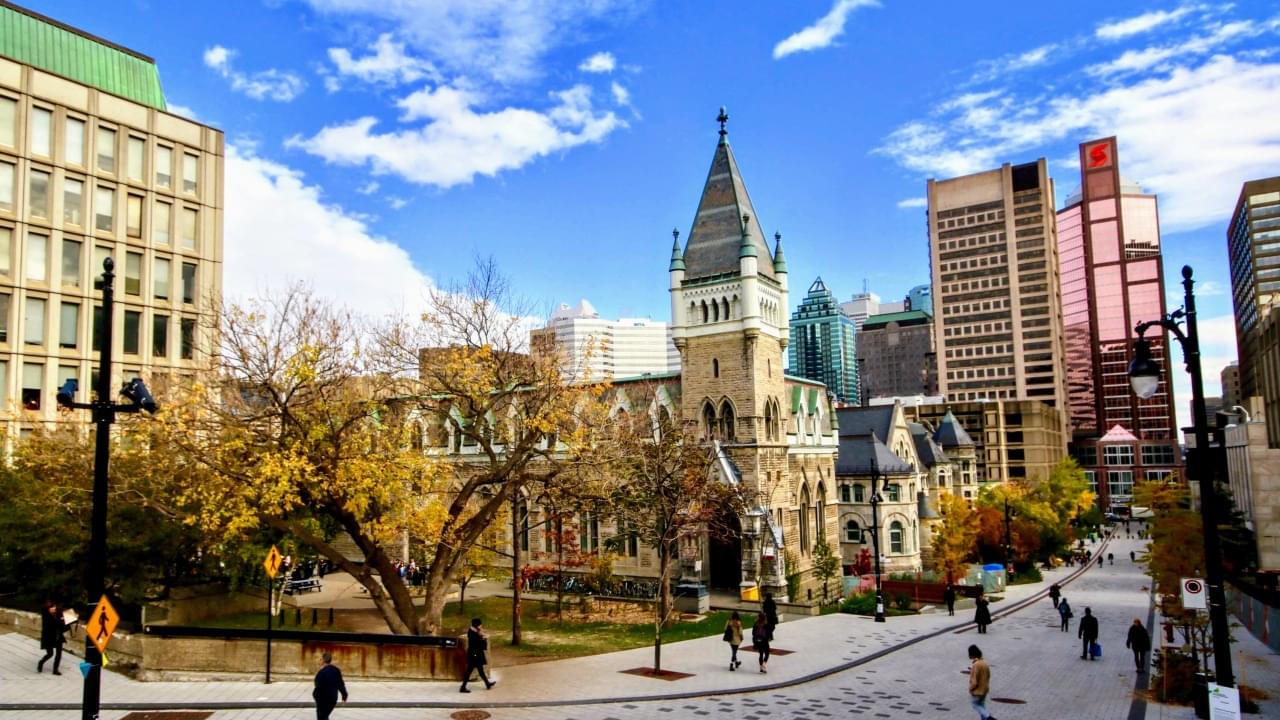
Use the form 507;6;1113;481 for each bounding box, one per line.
1086;141;1112;169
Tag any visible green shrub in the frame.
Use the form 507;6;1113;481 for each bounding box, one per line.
893;592;912;611
1009;566;1042;585
841;590;877;615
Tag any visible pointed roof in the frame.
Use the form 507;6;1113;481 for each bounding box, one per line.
1099;424;1139;443
933;409;975;448
669;229;685;271
909;422;949;467
681;110;776;281
837;430;914;476
773;232;788;274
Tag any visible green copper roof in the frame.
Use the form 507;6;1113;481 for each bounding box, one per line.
861;310;931;329
0;3;166;110
668;231;685;272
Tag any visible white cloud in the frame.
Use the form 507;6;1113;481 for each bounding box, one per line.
324;76;342;93
773;0;879;59
610;80;631;106
1087;19;1269;77
387;196;409;210
328;33;439;86
579;51;616;73
970;43;1059;82
303;0;636;85
1096;6;1195;40
223;146;432;315
357;180;380;195
288;83;624;188
203;44;305;102
1168;314;1239;429
165;103;198;120
879;55;1280;231
896;197;927;209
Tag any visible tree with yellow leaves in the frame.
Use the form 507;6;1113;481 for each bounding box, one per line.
930;492;980;584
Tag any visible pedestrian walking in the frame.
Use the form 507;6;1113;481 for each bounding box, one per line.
762;592;779;640
1107;552;1114;565
1126;618;1151;672
973;593;992;634
459;617;495;692
751;610;771;673
1058;598;1073;632
36;600;67;675
723;611;743;671
944;584;957;616
1079;607;1099;660
1048;583;1061;609
313;651;348;720
967;644;997;720
1130;550;1136;562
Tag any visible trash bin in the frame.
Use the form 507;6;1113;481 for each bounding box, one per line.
740;584;760;602
1193;672;1214;719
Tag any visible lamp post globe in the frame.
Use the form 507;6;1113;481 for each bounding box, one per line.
1127;338;1161;399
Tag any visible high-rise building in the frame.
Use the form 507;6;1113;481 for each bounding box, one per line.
531;299;679;380
902;399;1067;488
788;277;859;404
1228;177;1280;405
1056;137;1179;509
840;290;903;332
906;283;932;316
928;159;1069;409
0;2;223;431
1222;362;1241;411
856;309;936;400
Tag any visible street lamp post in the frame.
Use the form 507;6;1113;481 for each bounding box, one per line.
1127;264;1234;689
1003;498;1013;575
54;258;158;720
868;458;886;623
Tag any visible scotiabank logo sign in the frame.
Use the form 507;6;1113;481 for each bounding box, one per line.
1086;141;1112;168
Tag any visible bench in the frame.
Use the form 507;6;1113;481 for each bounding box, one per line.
284;578;322;595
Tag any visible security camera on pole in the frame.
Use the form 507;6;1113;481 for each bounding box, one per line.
54;258;159;720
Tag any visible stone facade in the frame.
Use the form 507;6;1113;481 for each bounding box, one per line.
1223;414;1280;573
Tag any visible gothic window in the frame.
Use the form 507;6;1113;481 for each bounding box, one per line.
721;297;729;320
720;400;736;441
658;405;673;439
703;401;717;440
701;301;708;323
845;519;861;543
764;400;775;441
890;520;904;554
815;484;826;545
799;484;811;555
712;300;719;322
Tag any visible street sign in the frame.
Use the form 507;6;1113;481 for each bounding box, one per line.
85;594;119;654
1182;577;1207;610
264;545;283;579
1208;682;1240;719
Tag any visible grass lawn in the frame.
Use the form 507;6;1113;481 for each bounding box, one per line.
184;595;753;666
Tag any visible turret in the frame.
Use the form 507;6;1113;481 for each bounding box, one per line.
739;214;762;334
669;228;687;346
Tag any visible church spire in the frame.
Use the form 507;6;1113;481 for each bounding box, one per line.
773;231;788;274
669;228;685;271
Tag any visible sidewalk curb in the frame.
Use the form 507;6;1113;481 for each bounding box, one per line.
0;541;1111;712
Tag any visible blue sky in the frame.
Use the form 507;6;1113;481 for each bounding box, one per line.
28;0;1280;418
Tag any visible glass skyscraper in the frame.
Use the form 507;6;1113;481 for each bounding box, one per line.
789;277;859;404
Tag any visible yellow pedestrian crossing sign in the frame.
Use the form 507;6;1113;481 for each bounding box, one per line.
86;595;119;655
264;545;283;579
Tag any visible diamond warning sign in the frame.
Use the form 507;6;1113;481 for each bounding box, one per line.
263;545;283;579
86;595;119;654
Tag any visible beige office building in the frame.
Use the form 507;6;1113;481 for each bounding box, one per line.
928;160;1068;410
0;2;222;431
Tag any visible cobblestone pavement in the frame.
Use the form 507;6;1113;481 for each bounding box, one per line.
4;537;1275;720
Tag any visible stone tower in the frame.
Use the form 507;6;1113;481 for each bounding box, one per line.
669;110;837;602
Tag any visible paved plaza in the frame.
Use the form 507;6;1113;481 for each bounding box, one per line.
1;537;1277;719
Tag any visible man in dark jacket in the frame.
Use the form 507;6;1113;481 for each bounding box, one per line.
944;585;957;616
1126;618;1151;672
460;617;495;693
1078;607;1099;660
313;651;348;720
37;600;67;674
1048;583;1061;609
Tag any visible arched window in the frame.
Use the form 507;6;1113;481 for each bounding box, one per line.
815;483;826;545
889;521;904;554
764;401;775;441
719;400;736;441
721;298;729;320
702;401;717;440
713;358;720;378
701;301;708;323
658;405;673;438
712;300;719;322
799;485;811;554
845;519;861;543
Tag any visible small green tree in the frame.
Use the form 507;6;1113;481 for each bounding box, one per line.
811;539;840;604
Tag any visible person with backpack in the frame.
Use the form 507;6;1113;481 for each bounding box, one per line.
1058;597;1073;632
751;610;771;673
1126;618;1151;672
723;611;743;671
1048;583;1061;609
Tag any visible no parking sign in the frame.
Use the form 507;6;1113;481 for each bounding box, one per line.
1182;577;1207;610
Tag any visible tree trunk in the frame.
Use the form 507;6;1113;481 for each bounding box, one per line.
654;541;669;673
556;524;565;621
511;497;523;646
459;576;469;616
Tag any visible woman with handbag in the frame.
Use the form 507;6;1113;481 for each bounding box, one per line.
723;611;743;671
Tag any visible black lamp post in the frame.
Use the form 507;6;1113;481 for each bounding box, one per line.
1003;497;1013;574
1127;264;1233;689
868;457;886;622
55;258;158;720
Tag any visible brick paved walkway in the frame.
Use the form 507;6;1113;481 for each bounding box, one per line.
3;536;1275;719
